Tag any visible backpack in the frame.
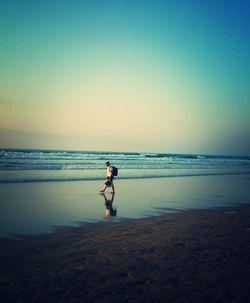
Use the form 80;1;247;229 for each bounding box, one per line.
111;166;118;176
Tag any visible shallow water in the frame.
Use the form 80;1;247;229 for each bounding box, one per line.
0;174;249;238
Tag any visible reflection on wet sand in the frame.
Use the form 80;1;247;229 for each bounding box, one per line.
101;192;117;218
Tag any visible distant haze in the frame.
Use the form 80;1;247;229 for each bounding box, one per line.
0;1;249;156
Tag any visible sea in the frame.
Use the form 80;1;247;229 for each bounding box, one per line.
1;148;250;237
0;148;250;183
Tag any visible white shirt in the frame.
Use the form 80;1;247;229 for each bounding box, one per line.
106;166;113;177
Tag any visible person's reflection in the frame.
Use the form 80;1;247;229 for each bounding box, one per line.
101;192;117;218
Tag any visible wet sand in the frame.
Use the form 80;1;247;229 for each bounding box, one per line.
1;205;250;302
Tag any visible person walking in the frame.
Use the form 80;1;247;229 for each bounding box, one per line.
100;161;115;194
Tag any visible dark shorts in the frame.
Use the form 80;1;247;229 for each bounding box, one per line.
105;177;113;187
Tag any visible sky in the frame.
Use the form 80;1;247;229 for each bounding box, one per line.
0;0;249;155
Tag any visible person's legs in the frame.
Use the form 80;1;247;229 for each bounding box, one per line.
100;178;115;193
110;176;115;194
100;177;110;192
111;182;115;194
100;185;107;193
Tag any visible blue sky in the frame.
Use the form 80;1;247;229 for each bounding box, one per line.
0;0;250;155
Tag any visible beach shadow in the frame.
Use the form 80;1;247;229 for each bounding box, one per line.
101;193;117;218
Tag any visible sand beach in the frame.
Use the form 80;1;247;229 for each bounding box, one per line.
1;175;250;302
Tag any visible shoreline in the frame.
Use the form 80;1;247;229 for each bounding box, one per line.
1;204;250;302
1;169;250;184
1;174;250;238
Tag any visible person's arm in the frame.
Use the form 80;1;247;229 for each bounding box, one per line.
109;166;113;177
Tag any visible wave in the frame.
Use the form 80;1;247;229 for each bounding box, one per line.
0;149;141;157
144;153;250;160
1;148;249;159
1;149;250;182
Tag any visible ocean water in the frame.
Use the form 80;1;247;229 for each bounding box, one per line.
0;148;250;183
0;149;250;237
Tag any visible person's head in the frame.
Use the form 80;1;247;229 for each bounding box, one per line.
105;161;110;167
